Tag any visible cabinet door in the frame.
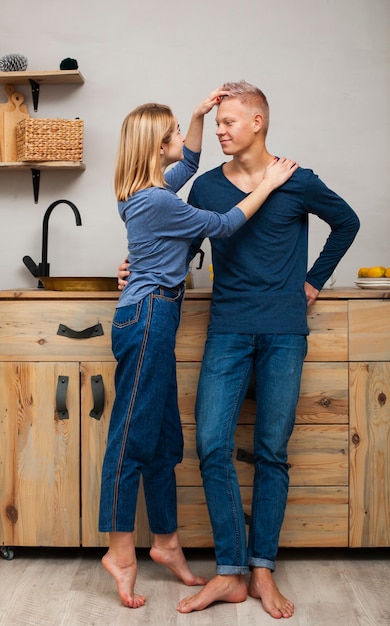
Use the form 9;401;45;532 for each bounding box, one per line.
0;362;80;547
80;362;151;547
349;362;390;547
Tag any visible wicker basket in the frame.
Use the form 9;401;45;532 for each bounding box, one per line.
16;118;84;161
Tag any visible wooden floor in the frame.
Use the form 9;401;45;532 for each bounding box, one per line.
0;547;389;625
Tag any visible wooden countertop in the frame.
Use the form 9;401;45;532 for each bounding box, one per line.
0;286;389;301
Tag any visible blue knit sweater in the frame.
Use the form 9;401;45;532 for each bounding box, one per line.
188;164;360;335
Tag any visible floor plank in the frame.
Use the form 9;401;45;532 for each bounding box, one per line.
0;548;389;625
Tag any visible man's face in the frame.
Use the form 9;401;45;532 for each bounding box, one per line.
215;97;258;156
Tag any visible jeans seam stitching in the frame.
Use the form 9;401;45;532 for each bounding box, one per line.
111;294;153;529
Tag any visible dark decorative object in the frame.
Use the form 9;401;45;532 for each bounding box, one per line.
0;53;28;71
60;58;78;70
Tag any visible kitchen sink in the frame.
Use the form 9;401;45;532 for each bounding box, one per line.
39;277;118;291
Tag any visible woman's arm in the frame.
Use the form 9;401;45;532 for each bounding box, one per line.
236;157;298;220
184;87;229;153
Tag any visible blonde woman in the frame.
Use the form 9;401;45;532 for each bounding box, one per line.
98;89;298;609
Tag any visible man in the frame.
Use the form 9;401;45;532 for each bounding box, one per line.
119;81;360;618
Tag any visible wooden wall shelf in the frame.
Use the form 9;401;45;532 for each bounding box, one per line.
0;70;85;201
0;161;85;171
0;70;84;86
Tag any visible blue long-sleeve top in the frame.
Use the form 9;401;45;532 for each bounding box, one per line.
117;146;246;307
188;164;360;335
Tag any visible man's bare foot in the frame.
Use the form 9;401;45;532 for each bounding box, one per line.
248;567;294;619
177;574;247;613
150;531;207;586
102;551;146;609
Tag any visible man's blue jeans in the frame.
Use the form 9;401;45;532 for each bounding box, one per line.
196;332;307;574
99;284;185;535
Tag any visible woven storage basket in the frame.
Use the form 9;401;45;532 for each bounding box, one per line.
16;118;84;161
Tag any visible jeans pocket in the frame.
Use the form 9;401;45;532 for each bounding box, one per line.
112;302;142;328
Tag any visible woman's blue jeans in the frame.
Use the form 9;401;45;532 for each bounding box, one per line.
99;284;185;535
196;332;307;574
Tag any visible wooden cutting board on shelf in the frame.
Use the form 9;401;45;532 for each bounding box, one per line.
0;84;28;161
2;89;30;162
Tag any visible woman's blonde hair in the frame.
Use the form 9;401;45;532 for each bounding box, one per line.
114;103;175;201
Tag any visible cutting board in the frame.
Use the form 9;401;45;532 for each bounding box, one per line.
0;85;28;161
2;90;30;162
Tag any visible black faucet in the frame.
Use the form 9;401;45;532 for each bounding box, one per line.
23;199;82;286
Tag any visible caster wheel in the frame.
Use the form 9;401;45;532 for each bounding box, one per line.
1;546;15;560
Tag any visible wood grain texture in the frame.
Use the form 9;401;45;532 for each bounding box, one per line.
0;362;80;546
176;486;349;549
0;301;116;361
305;301;348;361
177;424;348;488
0;547;388;625
175;300;349;363
177;361;349;426
349;361;390;547
349;300;390;361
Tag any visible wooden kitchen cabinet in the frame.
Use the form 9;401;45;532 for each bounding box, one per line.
0;288;389;552
0;361;80;547
349;300;390;547
0;296;150;551
175;300;350;548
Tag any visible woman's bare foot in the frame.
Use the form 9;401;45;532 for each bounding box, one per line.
150;531;207;586
102;532;146;609
177;574;247;613
102;551;145;608
248;567;294;619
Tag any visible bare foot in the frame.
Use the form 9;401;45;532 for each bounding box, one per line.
102;551;146;609
150;531;207;586
248;567;294;619
177;574;247;613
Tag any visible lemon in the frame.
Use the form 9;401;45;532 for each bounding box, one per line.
366;266;386;278
357;267;369;277
385;268;390;278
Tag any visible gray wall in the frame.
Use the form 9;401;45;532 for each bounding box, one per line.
1;0;389;289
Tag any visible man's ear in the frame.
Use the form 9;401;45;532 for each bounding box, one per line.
253;113;264;133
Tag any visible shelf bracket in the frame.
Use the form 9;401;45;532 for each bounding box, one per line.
31;168;40;203
29;79;40;112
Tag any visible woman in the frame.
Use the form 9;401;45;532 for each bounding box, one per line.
99;88;298;609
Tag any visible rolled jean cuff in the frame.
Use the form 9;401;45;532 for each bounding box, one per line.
248;557;275;572
216;565;250;576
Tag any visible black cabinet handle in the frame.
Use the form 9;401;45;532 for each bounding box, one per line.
236;448;254;465
57;323;104;339
56;375;69;420
89;375;104;420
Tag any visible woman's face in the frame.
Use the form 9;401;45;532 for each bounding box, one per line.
161;117;185;167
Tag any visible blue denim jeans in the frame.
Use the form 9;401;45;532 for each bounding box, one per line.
196;332;307;574
99;284;185;535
